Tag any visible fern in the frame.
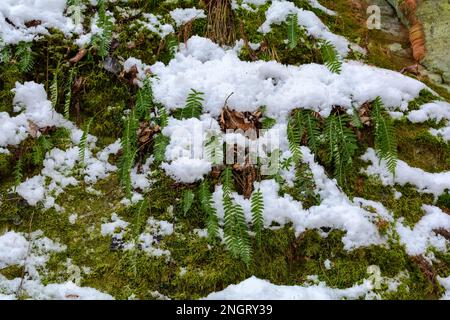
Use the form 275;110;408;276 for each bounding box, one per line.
16;42;34;73
372;97;397;175
205;134;223;166
156;105;169;128
350;105;363;129
92;0;113;58
166;34;178;59
321;41;342;74
181;189;195;216
0;38;10;63
118;110;139;199
287;13;299;49
175;89;204;119
79;118;93;164
50;71;58;109
32;136;53;166
302;111;321;153
64;68;76;119
251;188;264;245
153;133;169;164
198;180;219;242
324;115;357;185
287;111;303;164
135;77;153;120
13;158;23;192
222;166;252;265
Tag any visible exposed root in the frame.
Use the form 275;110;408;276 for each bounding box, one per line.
205;0;236;45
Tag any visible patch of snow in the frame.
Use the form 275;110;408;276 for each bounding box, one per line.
101;213;129;237
258;1;347;55
139;13;174;38
204;276;373;300
0;0;80;44
151;36;425;120
438;275;450;300
361;148;450;198
169;8;206;27
396;205;450;256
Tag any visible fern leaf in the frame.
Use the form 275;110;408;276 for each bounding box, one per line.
181;189;195;216
136;77;153;120
287;114;303;164
303;111;320;153
372;97;397;175
199;180;219;242
251;188;264;245
79;118;93;163
64;69;76;119
118;110;139;199
182;89;204;119
153;133;169;164
287;13;299;49
157;105;169;128
16;42;34;73
321;41;342;74
50;72;58;108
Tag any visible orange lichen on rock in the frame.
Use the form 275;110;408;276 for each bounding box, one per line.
400;0;426;62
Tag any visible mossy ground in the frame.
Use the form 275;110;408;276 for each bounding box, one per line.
1;0;450;299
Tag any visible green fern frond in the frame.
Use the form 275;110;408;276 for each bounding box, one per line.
166;34;178;59
92;0;113;58
136;77;153;120
79;118;93;164
156;105;169;128
64;68;76;119
350;105;363;129
205;134;223;166
251;188;264;245
287;111;303;164
181;189;195;216
50;71;58;109
32;136;53;166
298;110;321;153
153;133;169;164
16;42;35;73
324;114;357;185
199;180;219;242
321;41;342;74
372;97;397;175
222;166;252;265
176;89;204;119
118;110;139;199
287;13;299;49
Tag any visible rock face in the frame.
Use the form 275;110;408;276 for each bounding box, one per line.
387;0;450;87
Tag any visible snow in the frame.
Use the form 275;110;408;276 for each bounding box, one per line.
101;213;129;237
307;0;336;16
131;217;174;258
0;231;29;269
161;116;221;183
204;276;373;300
0;82;81;148
407;101;450;141
396;205;450;256
0;0;78;44
169;8;206;27
140;13;174;38
0;230;106;300
438;275;450;300
258;1;348;55
212;147;390;250
361;148;450;198
324;259;332;270
407;101;450;124
151;36;425;120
